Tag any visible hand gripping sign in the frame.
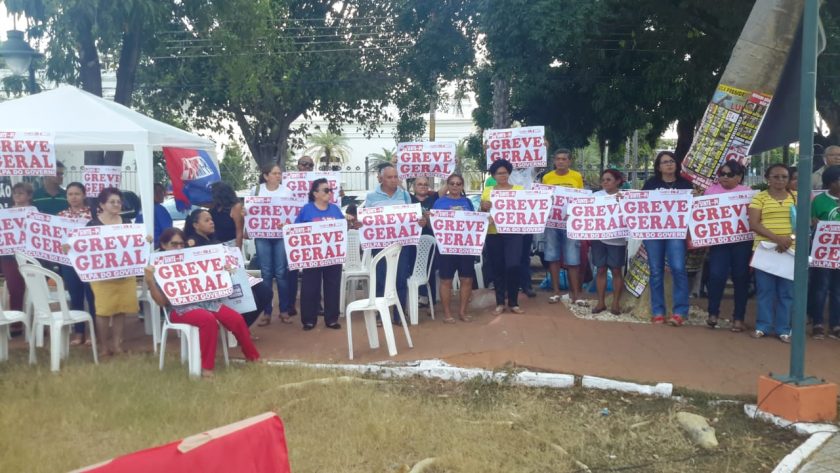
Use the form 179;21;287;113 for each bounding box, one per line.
430;210;488;256
244;196;304;239
621;189;693;240
67;224;151;282
83;165;122;197
396;141;457;180
490;188;553;234
24;212;87;265
0;131;56;176
358;203;422;250
810;222;840;270
484;126;547;169
566;194;628;240
152;245;234;306
282;171;341;205
0;206;34;255
283;219;348;270
221;245;257;313
688;191;755;248
532;183;593;230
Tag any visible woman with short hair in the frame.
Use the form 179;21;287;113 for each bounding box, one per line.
590;169;627;316
432;173;475;323
209;181;244;248
58;182;95;345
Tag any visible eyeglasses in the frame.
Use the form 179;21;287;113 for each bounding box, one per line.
718;171;737;178
449;181;464;186
319;188;333;193
769;175;789;180
299;162;314;168
167;240;185;247
660;160;676;165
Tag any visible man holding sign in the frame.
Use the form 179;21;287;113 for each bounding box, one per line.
809;165;840;340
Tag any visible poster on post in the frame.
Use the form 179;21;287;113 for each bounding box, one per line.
533;183;593;230
396;141;457;180
24;212;88;265
282;171;341;205
484;126;547;169
358;203;422;250
621;190;693;240
83;165;122;197
244;196;304;239
0;131;56;176
490;188;553;234
430;210;489;255
566;194;627;240
221;245;256;314
0;206;34;255
283;219;348;270
810;222;840;270
67;224;150;282
688;191;755;248
152;245;233;306
625;246;650;298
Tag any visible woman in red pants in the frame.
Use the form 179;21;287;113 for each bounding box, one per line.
144;228;260;377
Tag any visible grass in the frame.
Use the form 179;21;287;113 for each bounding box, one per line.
0;350;802;473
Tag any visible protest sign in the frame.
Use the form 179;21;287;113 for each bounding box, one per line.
358;203;422;250
244;196;304;239
282;171;341;205
0;131;56;176
284;219;348;270
810;222;840;270
24;212;87;265
533;183;593;230
67;223;150;282
490;188;552;234
689;191;755;247
0;177;12;209
83;165;122;197
566;194;628;240
625;246;650;298
221;245;257;313
152;245;233;306
621;190;693;239
396;141;457;179
430;210;489;255
0;206;34;255
484;126;547;169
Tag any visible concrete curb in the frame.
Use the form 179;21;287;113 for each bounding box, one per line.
581;375;674;397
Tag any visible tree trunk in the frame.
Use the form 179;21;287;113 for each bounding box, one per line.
114;16;144;107
75;15;102;97
675;118;696;162
492;76;510;129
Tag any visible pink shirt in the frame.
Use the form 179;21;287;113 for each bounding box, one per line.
703;183;750;196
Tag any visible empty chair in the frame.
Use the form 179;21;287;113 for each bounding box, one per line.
0;290;29;362
339;229;371;315
345;243;413;360
407;235;436;325
159;307;231;378
19;264;97;371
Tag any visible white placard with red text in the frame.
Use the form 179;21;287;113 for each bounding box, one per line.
689;191;755;247
810;222;840;269
152;245;233;306
221;244;258;313
283;219;348;270
533;183;593;230
83;165;122;197
244;196;304;239
484;126;547;169
24;212;87;265
67;224;151;282
430;210;489;255
282;171;341;205
396;141;457;179
490;188;553;234
0;206;34;255
0;131;56;176
566;194;628;240
621;190;693;239
358;203;422;250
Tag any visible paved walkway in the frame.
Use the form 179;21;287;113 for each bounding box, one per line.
800;434;840;473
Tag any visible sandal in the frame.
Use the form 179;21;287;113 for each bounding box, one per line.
279;314;293;324
591;305;607;315
257;314;271;327
548;294;561;304
651;315;666;324
779;333;791;343
574;299;589;307
610;307;621;316
442;316;456;324
458;314;473;322
751;330;765;339
706;315;718;328
730;320;744;333
70;334;84;346
325;322;342;330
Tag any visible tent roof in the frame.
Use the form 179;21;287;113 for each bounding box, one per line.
0;85;214;151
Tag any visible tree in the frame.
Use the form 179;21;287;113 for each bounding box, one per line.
367;147;396;170
304;130;351;170
817;1;840;148
219;143;257;192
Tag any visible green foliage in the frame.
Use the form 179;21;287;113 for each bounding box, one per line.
219;143;256;192
367;147;396;170
817;1;840;147
304;130;351;170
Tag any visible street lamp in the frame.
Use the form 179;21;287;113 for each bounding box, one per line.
0;29;42;93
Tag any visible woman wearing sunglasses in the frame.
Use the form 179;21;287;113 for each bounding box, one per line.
702;160;752;332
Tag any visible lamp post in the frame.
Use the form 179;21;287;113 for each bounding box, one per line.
0;29;42;94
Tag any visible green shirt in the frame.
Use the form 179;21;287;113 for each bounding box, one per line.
33;187;68;215
812;192;840;222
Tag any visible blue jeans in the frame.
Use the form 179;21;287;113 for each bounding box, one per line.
644;239;688;317
255;238;291;314
706;241;752;321
755;269;793;335
373;245;413;322
61;264;95;334
809;267;840;329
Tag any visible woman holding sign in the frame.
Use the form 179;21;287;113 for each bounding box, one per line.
145;228;260;377
295;178;345;331
58;182;95;345
480;159;525;315
642;151;694;326
590;170;627;316
433;173;476;323
0;182;34;322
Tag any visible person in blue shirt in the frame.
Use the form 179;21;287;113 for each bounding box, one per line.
295;178;346;330
136;183;173;248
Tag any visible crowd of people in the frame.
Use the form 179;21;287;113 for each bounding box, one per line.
4;145;839;374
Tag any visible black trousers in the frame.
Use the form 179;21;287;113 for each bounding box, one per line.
301;264;342;326
243;281;272;327
486;233;523;307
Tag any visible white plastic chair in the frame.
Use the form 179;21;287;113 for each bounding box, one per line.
407;235;436;325
137;279;162;353
159;307;231;378
19;264;98;371
14;252;63;345
345;243;413;360
474;253;485;289
0;290;29;362
339;229;372;315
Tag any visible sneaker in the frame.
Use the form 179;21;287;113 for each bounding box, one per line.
829;327;840;340
779;334;791;343
668;314;684;327
751;330;765;339
651;315;666;324
813;325;825;340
